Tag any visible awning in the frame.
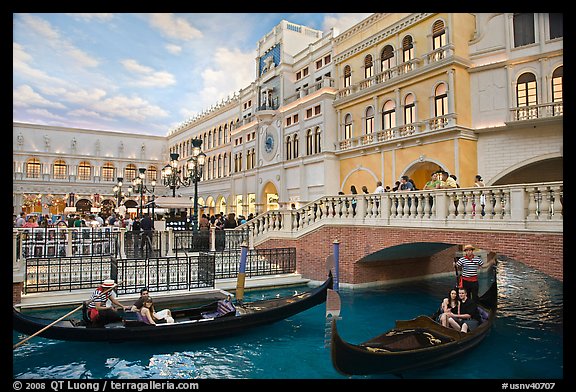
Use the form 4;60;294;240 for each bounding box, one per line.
151;196;193;209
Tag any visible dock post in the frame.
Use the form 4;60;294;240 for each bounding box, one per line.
333;239;340;291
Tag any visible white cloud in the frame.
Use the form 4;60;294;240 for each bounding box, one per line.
92;95;170;122
66;13;115;22
13;43;66;85
148;13;203;41
27;108;68;121
68;108;109;119
322;13;373;37
121;59;176;87
13;85;67;109
165;44;182;55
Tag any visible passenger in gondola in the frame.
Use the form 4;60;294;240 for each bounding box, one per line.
86;279;129;327
446;288;481;332
438;288;460;327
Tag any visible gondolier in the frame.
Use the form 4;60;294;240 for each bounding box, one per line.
455;244;484;302
86;279;129;326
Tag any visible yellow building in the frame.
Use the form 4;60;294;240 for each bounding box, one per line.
333;13;478;191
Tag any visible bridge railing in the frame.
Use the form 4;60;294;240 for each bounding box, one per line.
239;181;563;245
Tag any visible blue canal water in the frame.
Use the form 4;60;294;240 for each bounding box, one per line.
13;258;563;380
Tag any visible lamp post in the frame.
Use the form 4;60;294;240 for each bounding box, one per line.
128;168;156;219
161;139;205;231
112;177;125;214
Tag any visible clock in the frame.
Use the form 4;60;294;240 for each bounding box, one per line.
265;132;274;153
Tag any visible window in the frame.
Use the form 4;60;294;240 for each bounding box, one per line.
365;107;375;134
306;130;313;155
549;13;563;39
382;100;396;130
364;55;374;79
306;108;313;118
316;59;323;69
432;20;446;49
251;148;256;169
314;105;321;116
552;66;563;102
218;127;222;146
434;83;448;117
296;70;302;80
293;134;299;158
101;162;115;181
78;161;91;181
402;36;414;62
314;127;321;154
380;45;394;71
324;54;331;64
302;67;309;77
516;72;537;107
53;159;67;179
513;13;535;47
147;166;157;183
26;158;41;178
286;136;292;160
286;117;292;126
404;94;415;124
293;114;298;123
124;164;137;181
344;114;353;139
344;65;352;88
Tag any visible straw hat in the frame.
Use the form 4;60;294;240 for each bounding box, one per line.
102;279;116;287
463;244;475;251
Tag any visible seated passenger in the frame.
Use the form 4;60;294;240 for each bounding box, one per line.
137;297;174;325
438;288;460;328
446;288;481;332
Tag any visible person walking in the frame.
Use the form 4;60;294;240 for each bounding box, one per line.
140;213;154;257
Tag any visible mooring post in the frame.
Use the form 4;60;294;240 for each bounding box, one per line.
333;239;340;291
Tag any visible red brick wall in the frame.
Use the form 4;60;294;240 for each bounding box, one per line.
257;226;563;283
13;282;23;305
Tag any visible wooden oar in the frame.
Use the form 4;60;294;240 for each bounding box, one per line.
13;281;123;349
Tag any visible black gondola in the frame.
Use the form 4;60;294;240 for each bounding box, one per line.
330;265;497;376
13;273;332;344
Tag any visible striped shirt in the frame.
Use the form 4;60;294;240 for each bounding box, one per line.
87;287;115;309
456;255;484;281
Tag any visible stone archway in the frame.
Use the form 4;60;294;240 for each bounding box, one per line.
403;160;444;190
491;155;562;186
262;181;279;212
75;199;92;214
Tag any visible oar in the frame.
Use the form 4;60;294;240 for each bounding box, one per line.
453;257;461;288
13;281;123;349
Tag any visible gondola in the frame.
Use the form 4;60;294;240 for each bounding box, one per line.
13;273;332;344
329;265;497;376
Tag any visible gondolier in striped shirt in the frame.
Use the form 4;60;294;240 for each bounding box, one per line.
455;244;485;302
86;279;129;326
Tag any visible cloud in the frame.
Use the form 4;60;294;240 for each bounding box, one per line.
13;85;67;109
66;13;114;22
322;13;373;36
165;44;182;55
27;108;68;121
148;13;203;41
92;95;170;122
121;59;176;87
13;43;66;85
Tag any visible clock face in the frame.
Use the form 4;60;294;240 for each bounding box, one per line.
265;132;274;153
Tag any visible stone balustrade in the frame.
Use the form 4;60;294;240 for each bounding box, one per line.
241;181;563;246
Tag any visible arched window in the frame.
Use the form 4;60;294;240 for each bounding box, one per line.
124;164;137;182
364;55;374;79
218;127;222;146
344;65;352;88
516;72;537;107
218;155;223;177
404;93;416;124
293;134;299;158
435;83;448;117
147;166;157;183
101;162;115;181
286;136;292;160
344;114;353;139
552;66;563;102
432;20;446;49
382;100;396;130
26;158;41;178
208;130;212;149
212;155;217;178
306;129;313;155
224;124;229;144
380;45;394;71
365;107;375;134
402;35;414;63
78;161;91;181
314;127;322;154
53;159;67;179
223;153;228;176
251;148;256;169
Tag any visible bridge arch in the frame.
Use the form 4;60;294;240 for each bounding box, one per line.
490;153;562;186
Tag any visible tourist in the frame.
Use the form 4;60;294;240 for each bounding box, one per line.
15;212;26;227
454;244;485;302
446;287;480;332
438;288;460;327
23;215;39;228
199;213;210;231
374;181;385;194
224;213;237;229
131;287;150;312
140;213;154;256
399;175;414;191
423;172;440;190
137;296;174;325
86;279;128;326
350;185;358;216
361;185;369;194
474;175;486;216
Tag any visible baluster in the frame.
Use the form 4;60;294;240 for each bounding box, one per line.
493;190;503;219
416;194;424;219
410;194;417;218
390;194;398;218
526;188;538;220
447;193;456;219
402;194;410;218
539;187;551;220
503;190;511;220
423;193;431;218
466;191;475;219
551;185;563;220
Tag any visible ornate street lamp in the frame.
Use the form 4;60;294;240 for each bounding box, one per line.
128;168;156;219
112;177;127;214
161;139;205;230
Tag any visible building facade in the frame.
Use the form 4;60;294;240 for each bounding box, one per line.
13;13;562;219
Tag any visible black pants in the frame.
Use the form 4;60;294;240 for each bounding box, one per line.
462;279;480;302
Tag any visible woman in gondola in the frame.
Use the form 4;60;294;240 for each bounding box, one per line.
138;297;174;325
438;288;460;327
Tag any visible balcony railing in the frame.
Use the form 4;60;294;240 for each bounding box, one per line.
510;102;563;122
